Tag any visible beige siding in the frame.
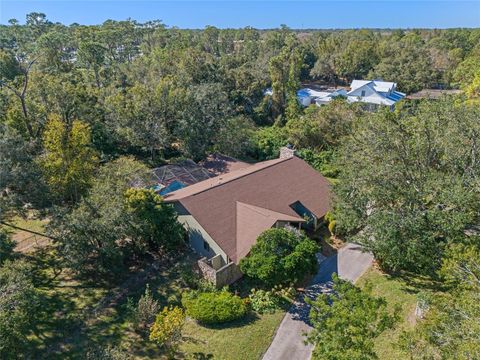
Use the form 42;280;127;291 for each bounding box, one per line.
173;202;229;263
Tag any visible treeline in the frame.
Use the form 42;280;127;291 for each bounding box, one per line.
1;14;479;165
0;13;480;359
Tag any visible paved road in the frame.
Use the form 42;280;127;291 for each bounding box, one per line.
262;243;374;360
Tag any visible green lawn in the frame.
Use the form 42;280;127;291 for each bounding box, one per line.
180;311;284;360
356;267;423;360
11;214;48;233
19;244;284;360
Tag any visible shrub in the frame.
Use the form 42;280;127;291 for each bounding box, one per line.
239;228;319;287
128;285;160;332
149;306;185;358
324;211;335;224
248;289;280;314
328;220;336;235
182;289;248;324
272;284;297;302
85;345;132;360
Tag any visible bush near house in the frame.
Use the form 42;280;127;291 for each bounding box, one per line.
149;306;186;358
127;284;160;333
239;228;319;287
181;289;248;324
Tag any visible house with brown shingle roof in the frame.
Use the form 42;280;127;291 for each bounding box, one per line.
164;147;331;286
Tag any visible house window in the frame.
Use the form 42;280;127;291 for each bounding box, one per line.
361;90;366;97
203;240;210;252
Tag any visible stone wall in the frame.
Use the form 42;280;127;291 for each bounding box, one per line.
197;257;243;288
198;257;217;284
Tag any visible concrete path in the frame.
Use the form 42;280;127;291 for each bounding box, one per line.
262;243;374;360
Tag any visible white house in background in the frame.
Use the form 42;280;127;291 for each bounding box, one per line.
346;80;405;109
268;79;405;110
297;88;333;106
314;89;348;106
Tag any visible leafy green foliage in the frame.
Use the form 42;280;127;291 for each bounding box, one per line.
401;242;480;359
0;229;15;266
0;260;39;359
334;99;480;274
307;274;399;360
253;126;288;160
247;285;296;314
85;345;133;360
182;289;248;324
239;228;318;287
213;115;255;158
39;115;98;202
149;306;186;358
127;284;160;333
286;99;362;151
0;124;48;215
50;157;184;277
296;149;339;178
248;288;280;314
124;188;185;252
371;32;435;93
176;83;233;161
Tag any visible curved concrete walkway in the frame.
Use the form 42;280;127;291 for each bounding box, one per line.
262;243;374;360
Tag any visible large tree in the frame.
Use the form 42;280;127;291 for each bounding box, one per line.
50;157;184;277
371;33;435;93
307;274;398;360
401;241;480;359
176;83;233;161
0;124;48;217
39;115;98;203
239;228;318;287
334;99;480;275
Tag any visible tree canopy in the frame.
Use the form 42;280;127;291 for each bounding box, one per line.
239;228;318;287
333;99;480;275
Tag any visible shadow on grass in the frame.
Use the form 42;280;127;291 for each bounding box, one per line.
188;352;215;359
385;270;445;294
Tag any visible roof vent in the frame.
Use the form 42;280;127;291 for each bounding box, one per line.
279;145;295;159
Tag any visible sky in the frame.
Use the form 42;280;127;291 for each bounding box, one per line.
1;1;479;29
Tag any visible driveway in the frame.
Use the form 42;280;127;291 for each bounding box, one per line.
262;243;374;360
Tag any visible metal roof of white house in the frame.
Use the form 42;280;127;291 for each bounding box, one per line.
350;79;397;94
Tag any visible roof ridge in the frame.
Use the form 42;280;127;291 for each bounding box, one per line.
166;157;294;200
195;157;292;193
236;201;304;220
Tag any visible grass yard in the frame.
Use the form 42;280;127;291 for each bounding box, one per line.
180;311;285;360
356;266;438;360
16;240;284;360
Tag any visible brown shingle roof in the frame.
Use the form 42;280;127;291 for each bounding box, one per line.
199;153;252;176
165;156;331;263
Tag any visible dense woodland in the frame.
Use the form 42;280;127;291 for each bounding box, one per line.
1;13;480;359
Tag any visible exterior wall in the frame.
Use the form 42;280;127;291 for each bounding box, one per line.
298;95;312;107
279;146;296;159
198;257;243;288
173;202;229;263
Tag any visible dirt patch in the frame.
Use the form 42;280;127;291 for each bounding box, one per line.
407;306;418;326
14;232;51;253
